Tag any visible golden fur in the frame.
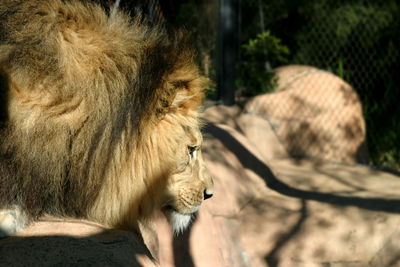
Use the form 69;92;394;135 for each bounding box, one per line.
0;0;213;240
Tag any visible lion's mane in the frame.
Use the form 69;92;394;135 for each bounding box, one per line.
0;0;206;232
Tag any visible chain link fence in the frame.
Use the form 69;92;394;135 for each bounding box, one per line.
223;0;399;169
284;1;400;169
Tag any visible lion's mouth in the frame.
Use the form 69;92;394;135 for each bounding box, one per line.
162;202;201;214
161;205;176;215
161;205;196;235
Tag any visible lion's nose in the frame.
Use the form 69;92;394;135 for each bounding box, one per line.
203;189;213;200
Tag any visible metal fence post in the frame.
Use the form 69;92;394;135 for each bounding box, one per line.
217;0;239;106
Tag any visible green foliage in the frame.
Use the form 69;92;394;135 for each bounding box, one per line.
237;31;289;97
294;2;396;70
242;31;290;64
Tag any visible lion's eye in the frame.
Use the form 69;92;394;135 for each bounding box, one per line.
188;146;197;159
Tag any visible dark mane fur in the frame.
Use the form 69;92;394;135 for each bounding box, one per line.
0;0;203;227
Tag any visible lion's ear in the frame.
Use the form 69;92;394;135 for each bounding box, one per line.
171;77;207;111
155;75;207;119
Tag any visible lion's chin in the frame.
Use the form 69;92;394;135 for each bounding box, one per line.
163;208;195;235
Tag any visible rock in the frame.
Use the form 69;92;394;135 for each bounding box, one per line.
245;65;368;164
204;105;288;161
0;218;155;267
189;109;399;266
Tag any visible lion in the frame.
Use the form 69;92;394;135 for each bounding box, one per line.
0;0;213;250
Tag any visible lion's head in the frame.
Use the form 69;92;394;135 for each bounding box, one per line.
0;0;213;238
160;117;213;234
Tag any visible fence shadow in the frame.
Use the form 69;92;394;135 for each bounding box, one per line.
172;217;196;267
206;123;400;214
205;122;400;266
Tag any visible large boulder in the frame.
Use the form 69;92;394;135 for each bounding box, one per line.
245;65;368;164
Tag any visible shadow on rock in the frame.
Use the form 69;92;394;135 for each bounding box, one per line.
173;217;196;267
206;123;400;214
0;230;154;267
